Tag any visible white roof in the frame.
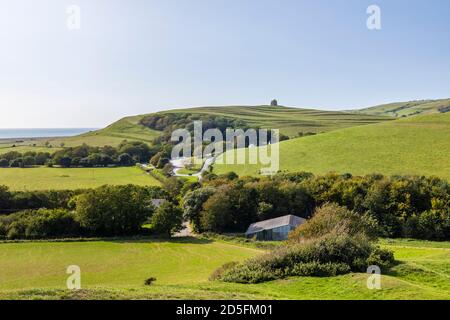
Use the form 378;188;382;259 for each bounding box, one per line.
245;215;306;235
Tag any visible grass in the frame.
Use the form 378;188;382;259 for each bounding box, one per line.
0;238;448;300
0;145;60;155
214;112;450;180
39;106;391;148
162;105;391;137
0;167;161;191
45;115;161;147
356;98;450;118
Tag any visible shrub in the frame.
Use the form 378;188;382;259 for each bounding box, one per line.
209;261;239;281
288;203;379;242
0;209;80;240
217;234;395;283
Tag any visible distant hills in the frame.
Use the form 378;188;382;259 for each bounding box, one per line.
355;98;450;118
45;100;450;180
49;105;391;147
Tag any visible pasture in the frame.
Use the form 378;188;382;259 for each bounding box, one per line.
214;112;450;180
0;167;160;191
0;238;448;300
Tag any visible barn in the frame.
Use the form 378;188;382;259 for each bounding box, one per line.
245;215;306;241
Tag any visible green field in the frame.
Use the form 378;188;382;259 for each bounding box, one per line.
356;98;450;118
214;112;450;180
0;167;160;191
0;238;448;300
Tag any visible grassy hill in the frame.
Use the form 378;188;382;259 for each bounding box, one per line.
43;106;390;147
0;238;448;300
214;112;450;180
355;98;450;118
46;115;161;147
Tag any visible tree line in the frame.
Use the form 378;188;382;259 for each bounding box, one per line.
1;171;449;241
0;141;155;168
0;185;184;239
183;172;450;241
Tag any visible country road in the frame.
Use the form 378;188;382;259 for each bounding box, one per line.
171;156;216;180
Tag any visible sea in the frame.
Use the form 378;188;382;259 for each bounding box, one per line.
0;128;97;139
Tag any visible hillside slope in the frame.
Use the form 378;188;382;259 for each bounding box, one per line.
356;98;450;118
47;105;390;147
214;112;450;180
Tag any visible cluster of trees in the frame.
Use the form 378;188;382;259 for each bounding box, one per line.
0;151;52;168
183;172;450;240
141;113;289;170
0;141;156;168
0;185;185;239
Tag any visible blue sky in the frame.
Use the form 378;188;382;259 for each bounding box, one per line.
1;0;449;128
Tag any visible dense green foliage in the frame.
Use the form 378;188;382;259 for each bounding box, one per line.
0;209;80;239
74;185;156;236
183;172;450;240
150;201;183;237
0;185;167;239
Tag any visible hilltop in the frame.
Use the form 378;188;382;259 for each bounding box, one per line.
214;111;450;180
46;105;390;147
355;98;450;118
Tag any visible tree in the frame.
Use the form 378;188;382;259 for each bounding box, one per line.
150;201;183;237
9;158;24;168
74;185;155;236
59;156;72;168
271;99;278;106
182;187;216;232
117;153;133;166
35;152;51;165
0;158;9;167
23;156;35;167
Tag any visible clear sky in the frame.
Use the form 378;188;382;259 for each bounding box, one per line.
1;0;449;128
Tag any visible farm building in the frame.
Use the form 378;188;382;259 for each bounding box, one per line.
245;215;306;241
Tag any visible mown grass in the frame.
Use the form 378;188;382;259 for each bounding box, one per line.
214;112;450;180
0;238;448;300
0;167;160;191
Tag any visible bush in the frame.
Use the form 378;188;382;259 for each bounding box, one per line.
209;261;239;281
0;209;80;240
288;203;379;242
217;234;395;283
